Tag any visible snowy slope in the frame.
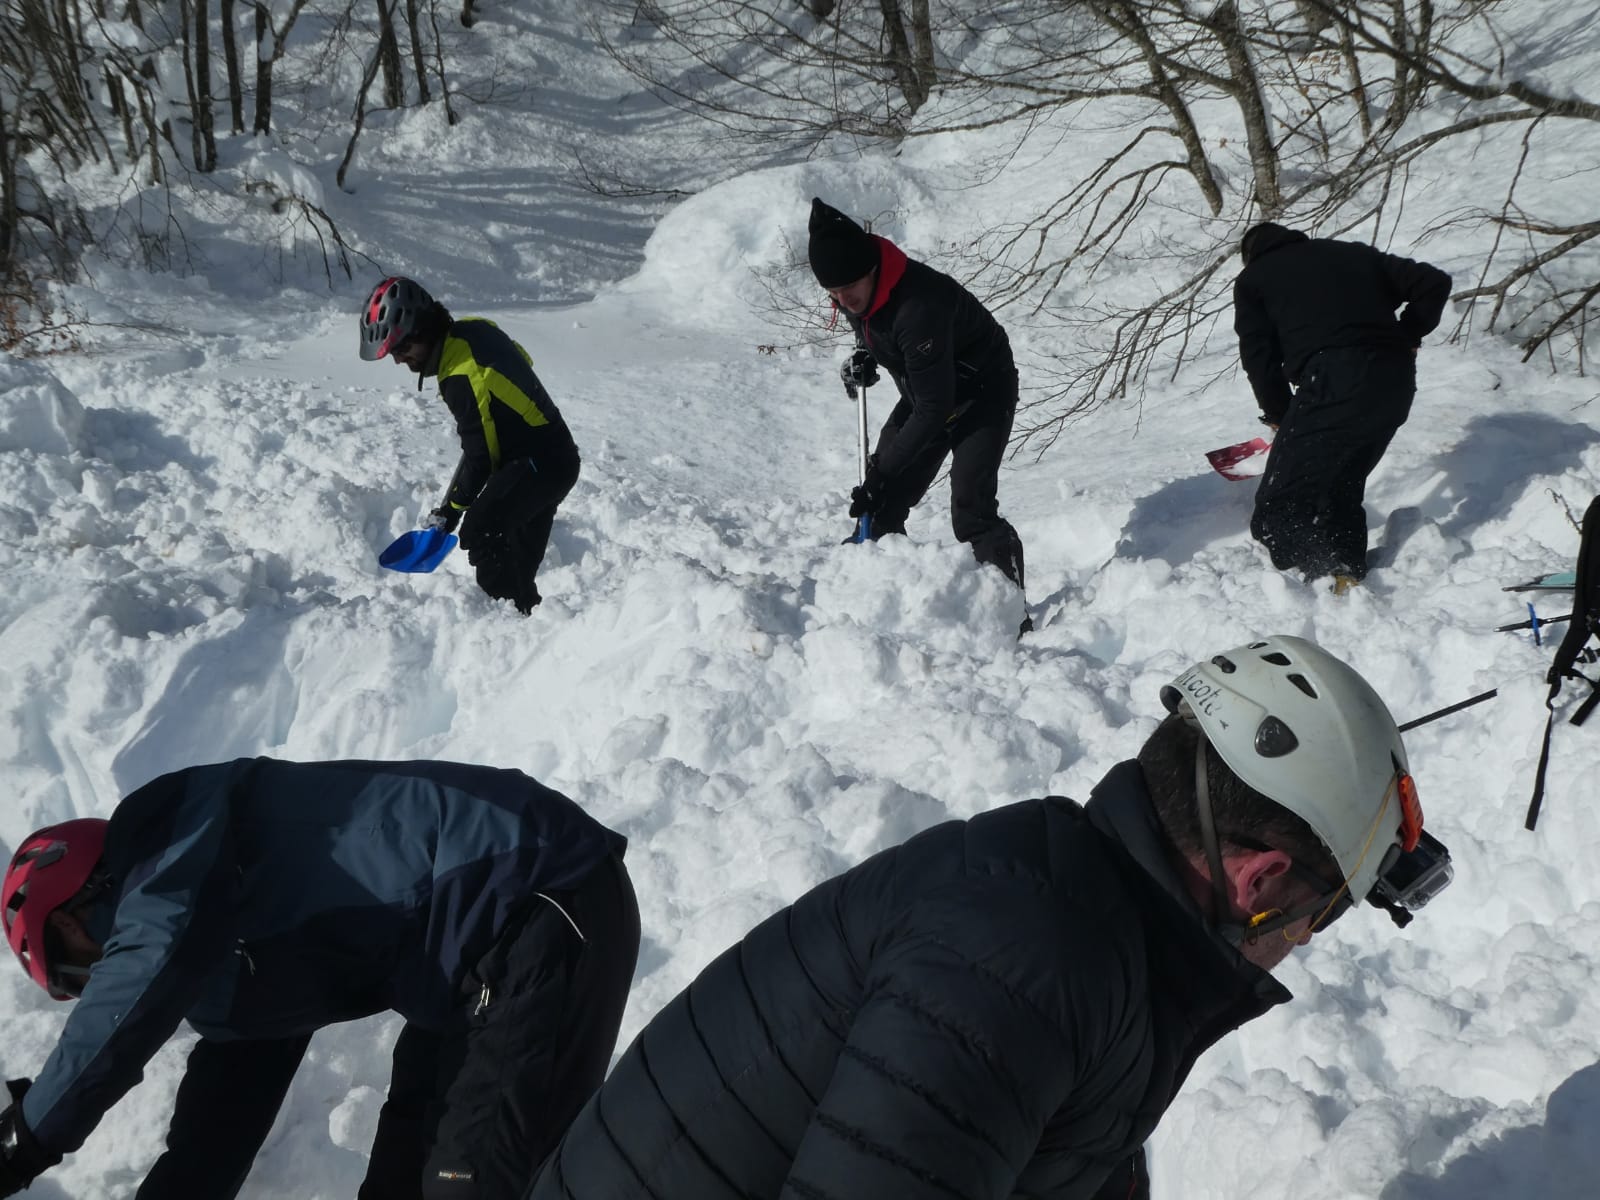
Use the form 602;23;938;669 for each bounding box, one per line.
4;6;1600;1200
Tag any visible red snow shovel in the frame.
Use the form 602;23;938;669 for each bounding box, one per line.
1205;436;1271;481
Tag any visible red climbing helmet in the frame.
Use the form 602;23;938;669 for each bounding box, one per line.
359;275;437;361
3;818;108;1000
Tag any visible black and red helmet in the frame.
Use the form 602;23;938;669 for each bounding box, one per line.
3;818;108;1000
359;276;436;361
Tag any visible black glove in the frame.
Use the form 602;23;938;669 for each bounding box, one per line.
425;505;460;535
839;349;879;399
464;528;508;567
0;1084;60;1199
849;461;887;519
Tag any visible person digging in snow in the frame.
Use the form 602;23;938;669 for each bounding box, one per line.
526;634;1453;1200
0;757;638;1200
361;275;580;614
808;198;1028;617
1233;223;1451;592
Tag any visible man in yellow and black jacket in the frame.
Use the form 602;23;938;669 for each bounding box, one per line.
361;275;581;613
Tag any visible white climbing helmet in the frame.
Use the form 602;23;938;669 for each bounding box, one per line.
1161;634;1423;910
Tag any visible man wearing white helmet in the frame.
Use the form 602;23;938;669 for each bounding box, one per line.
526;634;1452;1200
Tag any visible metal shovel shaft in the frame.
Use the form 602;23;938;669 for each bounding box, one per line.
853;381;872;542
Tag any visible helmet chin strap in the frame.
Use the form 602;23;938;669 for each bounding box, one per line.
1193;732;1238;938
1192;732;1354;947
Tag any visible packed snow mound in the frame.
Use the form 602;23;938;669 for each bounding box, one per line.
622;160;944;327
0;352;86;455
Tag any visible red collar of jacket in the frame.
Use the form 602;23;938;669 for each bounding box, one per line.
863;235;907;318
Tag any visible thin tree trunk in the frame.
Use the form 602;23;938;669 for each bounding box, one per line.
104;66;136;156
376;0;404;109
134;71;164;183
909;0;935;104
253;3;273;133
428;0;459;123
181;0;202;165
337;40;387;189
251;0;311;134
1209;1;1281;215
1095;0;1223;215
0;92;16;277
194;0;216;166
405;0;431;103
1340;23;1372;139
878;0;929;115
221;0;244;132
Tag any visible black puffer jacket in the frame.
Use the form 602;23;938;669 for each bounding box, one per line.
529;761;1289;1200
1233;223;1451;422
845;236;1014;479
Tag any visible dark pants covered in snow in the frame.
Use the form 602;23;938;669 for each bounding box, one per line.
458;439;581;614
1250;346;1413;580
870;366;1026;589
358;853;640;1200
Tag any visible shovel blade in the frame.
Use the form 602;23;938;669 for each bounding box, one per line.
379;528;458;573
1205;436;1272;481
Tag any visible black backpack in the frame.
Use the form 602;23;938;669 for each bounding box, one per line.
1526;494;1600;830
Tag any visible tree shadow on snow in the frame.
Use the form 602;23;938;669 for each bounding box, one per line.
1117;412;1600;572
1115;472;1258;566
82;407;213;474
1405;412;1600;540
1380;1062;1600;1198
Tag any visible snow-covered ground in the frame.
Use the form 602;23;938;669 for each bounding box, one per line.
4;6;1600;1199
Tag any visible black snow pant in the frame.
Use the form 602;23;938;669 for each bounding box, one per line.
136;1033;313;1199
1087;1147;1151;1200
359;853;641;1200
458;439;581;615
870;367;1026;589
1250;346;1414;580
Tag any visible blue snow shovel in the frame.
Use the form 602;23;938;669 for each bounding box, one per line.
379;528;458;573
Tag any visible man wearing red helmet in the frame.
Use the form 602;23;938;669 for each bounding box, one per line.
0;757;639;1200
360;275;581;614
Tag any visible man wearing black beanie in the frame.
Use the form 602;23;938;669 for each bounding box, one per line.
806;198;1027;623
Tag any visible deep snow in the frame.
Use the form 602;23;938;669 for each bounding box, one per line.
4;5;1600;1199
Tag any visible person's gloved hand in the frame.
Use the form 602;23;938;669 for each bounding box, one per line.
839;349;879;399
0;1083;60;1199
425;505;460;535
465;529;508;567
849;461;887;519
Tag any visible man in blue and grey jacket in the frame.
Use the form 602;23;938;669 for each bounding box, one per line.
0;757;639;1200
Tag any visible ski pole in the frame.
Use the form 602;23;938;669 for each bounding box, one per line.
1397;688;1499;733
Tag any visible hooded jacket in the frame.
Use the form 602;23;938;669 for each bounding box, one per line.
20;757;624;1156
437;318;578;515
843;237;1015;479
530;760;1289;1200
1233;223;1452;422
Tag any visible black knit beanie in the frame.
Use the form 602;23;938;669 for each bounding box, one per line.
807;198;879;287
